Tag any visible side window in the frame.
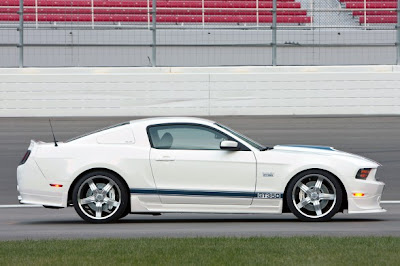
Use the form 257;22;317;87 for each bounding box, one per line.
148;124;231;150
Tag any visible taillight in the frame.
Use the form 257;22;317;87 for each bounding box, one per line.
356;168;371;180
20;150;31;165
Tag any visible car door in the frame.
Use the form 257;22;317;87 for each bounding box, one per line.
148;123;257;205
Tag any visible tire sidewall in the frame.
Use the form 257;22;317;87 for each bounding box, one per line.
286;170;343;222
72;171;129;223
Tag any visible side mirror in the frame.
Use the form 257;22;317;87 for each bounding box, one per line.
220;140;240;151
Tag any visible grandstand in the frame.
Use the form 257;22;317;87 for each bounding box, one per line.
0;0;398;67
0;0;397;25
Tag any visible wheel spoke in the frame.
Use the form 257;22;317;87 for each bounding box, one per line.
320;193;335;201
313;201;322;216
95;202;103;218
297;197;311;209
104;197;119;209
315;177;323;189
80;196;95;205
88;181;98;192
299;183;310;193
102;182;114;194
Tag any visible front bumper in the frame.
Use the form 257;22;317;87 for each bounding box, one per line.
347;179;386;214
17;158;68;207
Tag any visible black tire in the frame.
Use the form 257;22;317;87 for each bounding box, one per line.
286;170;343;222
72;170;129;223
120;204;131;219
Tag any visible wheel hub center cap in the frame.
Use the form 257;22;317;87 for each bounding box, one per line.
310;192;319;200
96;194;104;201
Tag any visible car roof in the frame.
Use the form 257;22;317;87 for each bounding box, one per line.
129;117;216;126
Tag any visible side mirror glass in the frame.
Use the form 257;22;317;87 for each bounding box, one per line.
220;140;240;151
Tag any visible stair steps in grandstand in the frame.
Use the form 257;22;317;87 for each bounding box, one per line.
299;0;359;26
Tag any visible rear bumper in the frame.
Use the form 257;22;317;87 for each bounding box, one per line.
17;159;68;207
347;179;386;214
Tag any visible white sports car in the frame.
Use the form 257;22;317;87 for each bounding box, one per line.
17;117;385;223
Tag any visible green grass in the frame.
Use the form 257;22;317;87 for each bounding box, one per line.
0;237;399;265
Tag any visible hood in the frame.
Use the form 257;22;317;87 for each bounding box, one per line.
272;144;381;167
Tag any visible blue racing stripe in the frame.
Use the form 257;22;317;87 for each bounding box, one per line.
130;188;283;199
279;145;335;151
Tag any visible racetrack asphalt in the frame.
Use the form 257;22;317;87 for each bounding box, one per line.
0;116;399;240
0;204;399;240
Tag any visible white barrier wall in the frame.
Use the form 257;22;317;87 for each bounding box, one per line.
0;66;399;117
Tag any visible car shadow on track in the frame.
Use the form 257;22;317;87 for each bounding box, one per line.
19;217;385;225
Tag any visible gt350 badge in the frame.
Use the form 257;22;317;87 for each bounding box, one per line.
257;193;282;199
262;172;274;177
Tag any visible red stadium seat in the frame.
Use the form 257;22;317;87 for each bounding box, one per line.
346;2;397;8
344;1;397;24
339;0;397;24
353;10;396;16
340;0;397;2
0;13;311;23
0;8;18;13
0;7;307;16
359;16;397;23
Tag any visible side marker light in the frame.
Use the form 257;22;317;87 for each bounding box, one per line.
353;193;365;197
50;184;63;188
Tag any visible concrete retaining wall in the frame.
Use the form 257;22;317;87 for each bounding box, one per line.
0;66;399;117
1;29;396;67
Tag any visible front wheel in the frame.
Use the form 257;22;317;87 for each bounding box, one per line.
72;171;129;223
286;170;343;222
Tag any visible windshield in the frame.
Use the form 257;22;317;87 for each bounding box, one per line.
215;123;265;151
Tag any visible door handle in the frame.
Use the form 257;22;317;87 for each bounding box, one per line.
155;156;175;161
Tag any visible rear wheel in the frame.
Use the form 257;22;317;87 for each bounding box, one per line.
72;171;129;223
286;170;343;222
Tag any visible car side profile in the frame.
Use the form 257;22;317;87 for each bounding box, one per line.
17;117;385;223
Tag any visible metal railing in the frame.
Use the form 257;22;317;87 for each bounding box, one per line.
0;0;399;67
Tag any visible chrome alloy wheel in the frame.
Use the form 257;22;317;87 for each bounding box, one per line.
292;174;337;219
77;175;121;220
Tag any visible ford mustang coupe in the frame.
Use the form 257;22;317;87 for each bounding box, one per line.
17;117;385;223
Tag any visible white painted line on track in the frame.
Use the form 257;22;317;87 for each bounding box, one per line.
381;201;400;204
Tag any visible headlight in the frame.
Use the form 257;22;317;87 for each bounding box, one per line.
355;168;371;180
